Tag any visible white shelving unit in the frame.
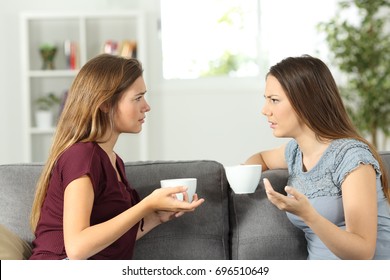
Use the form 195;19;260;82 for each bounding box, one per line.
20;11;148;162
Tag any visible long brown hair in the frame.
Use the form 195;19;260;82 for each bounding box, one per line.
268;55;389;200
30;54;144;231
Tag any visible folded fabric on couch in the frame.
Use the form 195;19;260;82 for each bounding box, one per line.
0;224;32;260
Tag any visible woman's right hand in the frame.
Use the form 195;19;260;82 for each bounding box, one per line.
145;186;205;213
136;187;205;240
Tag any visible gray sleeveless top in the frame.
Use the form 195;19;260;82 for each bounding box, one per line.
285;139;390;259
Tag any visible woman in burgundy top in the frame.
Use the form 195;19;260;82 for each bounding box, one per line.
29;54;204;260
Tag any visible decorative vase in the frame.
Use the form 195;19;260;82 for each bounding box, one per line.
40;46;57;70
35;110;53;129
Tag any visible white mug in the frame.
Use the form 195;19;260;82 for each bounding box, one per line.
160;178;197;202
225;165;262;194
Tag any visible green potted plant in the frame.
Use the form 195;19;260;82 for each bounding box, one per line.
39;43;57;70
35;92;61;129
317;0;390;148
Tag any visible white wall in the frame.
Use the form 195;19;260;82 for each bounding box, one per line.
2;0;385;166
146;79;288;165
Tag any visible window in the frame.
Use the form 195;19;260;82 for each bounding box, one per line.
160;0;339;82
160;0;260;79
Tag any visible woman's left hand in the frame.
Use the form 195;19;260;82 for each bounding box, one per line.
263;178;314;221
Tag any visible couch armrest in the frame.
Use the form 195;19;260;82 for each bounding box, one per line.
0;163;43;245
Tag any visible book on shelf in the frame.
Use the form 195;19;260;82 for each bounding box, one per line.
120;40;137;58
64;40;79;70
102;40;137;58
103;40;118;55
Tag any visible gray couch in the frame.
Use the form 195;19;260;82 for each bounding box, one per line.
1;153;388;260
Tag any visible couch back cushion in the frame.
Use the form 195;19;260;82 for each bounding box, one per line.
0;163;42;245
380;151;390;172
125;160;230;260
229;169;308;259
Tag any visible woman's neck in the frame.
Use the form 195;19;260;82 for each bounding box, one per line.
96;131;119;161
295;133;331;172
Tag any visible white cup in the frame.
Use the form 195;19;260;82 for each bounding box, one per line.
225;165;262;194
160;178;197;202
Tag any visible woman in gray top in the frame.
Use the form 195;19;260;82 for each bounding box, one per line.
245;55;390;259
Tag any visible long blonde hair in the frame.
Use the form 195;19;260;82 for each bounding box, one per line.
30;54;143;232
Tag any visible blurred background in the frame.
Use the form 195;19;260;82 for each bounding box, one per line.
0;0;389;166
